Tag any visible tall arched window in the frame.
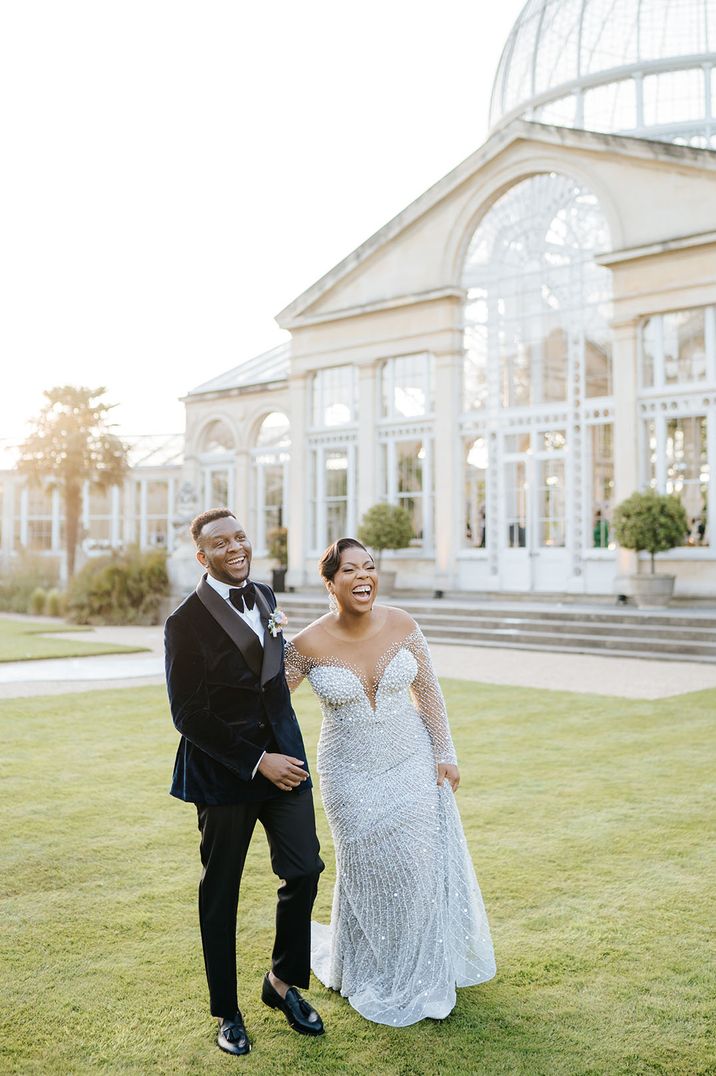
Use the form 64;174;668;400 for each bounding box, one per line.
252;412;290;553
464;172;612;409
462;173;614;588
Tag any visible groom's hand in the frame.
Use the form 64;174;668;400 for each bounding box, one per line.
258;753;308;791
437;763;460;792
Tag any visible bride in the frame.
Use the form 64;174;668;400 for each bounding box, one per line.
284;537;496;1026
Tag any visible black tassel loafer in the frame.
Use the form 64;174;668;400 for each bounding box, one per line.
217;1010;251;1056
261;974;325;1036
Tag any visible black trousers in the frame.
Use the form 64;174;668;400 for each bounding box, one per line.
196;791;324;1018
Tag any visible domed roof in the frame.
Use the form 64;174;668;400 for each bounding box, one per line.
490;0;716;146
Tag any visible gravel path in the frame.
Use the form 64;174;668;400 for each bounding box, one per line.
1;622;715;700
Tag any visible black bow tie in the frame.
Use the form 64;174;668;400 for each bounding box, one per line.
229;583;256;613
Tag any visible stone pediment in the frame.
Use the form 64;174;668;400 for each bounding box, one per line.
276;120;716;330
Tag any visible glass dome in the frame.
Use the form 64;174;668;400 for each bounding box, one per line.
490;0;716;147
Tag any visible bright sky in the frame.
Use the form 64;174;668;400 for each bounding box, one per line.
1;0;525;443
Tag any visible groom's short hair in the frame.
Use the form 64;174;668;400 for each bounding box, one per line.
190;507;236;546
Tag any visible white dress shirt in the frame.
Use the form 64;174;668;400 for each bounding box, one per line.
205;573;266;777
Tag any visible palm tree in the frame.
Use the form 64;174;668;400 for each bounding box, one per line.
18;386;129;578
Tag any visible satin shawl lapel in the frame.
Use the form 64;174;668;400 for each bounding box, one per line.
195;575;263;678
254;585;283;686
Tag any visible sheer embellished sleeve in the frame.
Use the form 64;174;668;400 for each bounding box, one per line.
284;639;313;692
405;626;458;766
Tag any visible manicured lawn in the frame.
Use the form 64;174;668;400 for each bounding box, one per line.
1;679;713;1075
0;616;148;662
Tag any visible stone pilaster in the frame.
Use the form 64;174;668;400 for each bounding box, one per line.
432;351;463;591
233;449;250;524
612;318;640;582
357;363;378;521
286;373;308;588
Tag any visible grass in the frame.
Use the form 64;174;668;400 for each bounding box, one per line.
0;616;148;662
1;678;714;1075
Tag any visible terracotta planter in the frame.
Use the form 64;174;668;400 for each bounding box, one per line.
632;573;676;609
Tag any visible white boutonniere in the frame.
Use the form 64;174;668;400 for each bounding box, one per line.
267;608;289;638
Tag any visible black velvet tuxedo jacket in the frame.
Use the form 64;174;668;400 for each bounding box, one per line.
164;575;311;805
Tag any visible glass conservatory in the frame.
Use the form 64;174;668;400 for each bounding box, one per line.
490;0;716;147
175;0;716;597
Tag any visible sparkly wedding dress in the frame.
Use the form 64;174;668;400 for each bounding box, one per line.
285;625;496;1027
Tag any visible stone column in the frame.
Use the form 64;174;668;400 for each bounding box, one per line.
2;475;16;558
612;318;639;584
357;362;378;521
19;486;28;547
51;488;62;553
111;485;121;548
139;478;148;550
234;449;250;524
432;350;463;592
286;373;308;589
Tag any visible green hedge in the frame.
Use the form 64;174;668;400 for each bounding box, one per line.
0;554;61;614
66;548;169;625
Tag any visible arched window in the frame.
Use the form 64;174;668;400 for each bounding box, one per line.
199;419;235;509
461;173;614;583
252;412;290;553
463;172;613;409
200;420;235;454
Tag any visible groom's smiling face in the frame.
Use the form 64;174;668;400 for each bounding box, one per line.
196;517;252;586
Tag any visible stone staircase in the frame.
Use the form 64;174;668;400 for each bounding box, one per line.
274;592;716;663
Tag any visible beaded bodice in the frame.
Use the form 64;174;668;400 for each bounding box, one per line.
284;626;457;766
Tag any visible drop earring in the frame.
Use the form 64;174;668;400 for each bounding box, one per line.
328;591;338;614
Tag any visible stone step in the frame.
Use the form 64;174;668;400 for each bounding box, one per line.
398;636;716;664
281;608;716;642
400;616;716;642
281;611;716;662
275;596;716;628
285;615;716;654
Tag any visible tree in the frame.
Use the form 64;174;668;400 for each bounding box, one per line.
357;503;414;568
612;489;688;574
267;526;288;568
18;386;129;579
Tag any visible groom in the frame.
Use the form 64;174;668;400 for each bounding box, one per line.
164;508;325;1056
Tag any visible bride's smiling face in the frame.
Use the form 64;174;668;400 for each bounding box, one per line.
328;548;378;614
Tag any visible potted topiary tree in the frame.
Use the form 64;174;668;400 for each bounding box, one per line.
612;489;689;608
267;526;288;593
357;503;414;594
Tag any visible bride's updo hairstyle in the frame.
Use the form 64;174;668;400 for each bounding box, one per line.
319;538;371;582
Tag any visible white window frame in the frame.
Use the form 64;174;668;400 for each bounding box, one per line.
639;305;715;393
582;417;616;559
252;449;290;555
307;439;358;554
379;428;433;553
201;462;234;513
310;366;358;430
380;353;434;420
639;407;714;559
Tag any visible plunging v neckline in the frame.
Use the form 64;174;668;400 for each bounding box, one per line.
308;628;420;714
